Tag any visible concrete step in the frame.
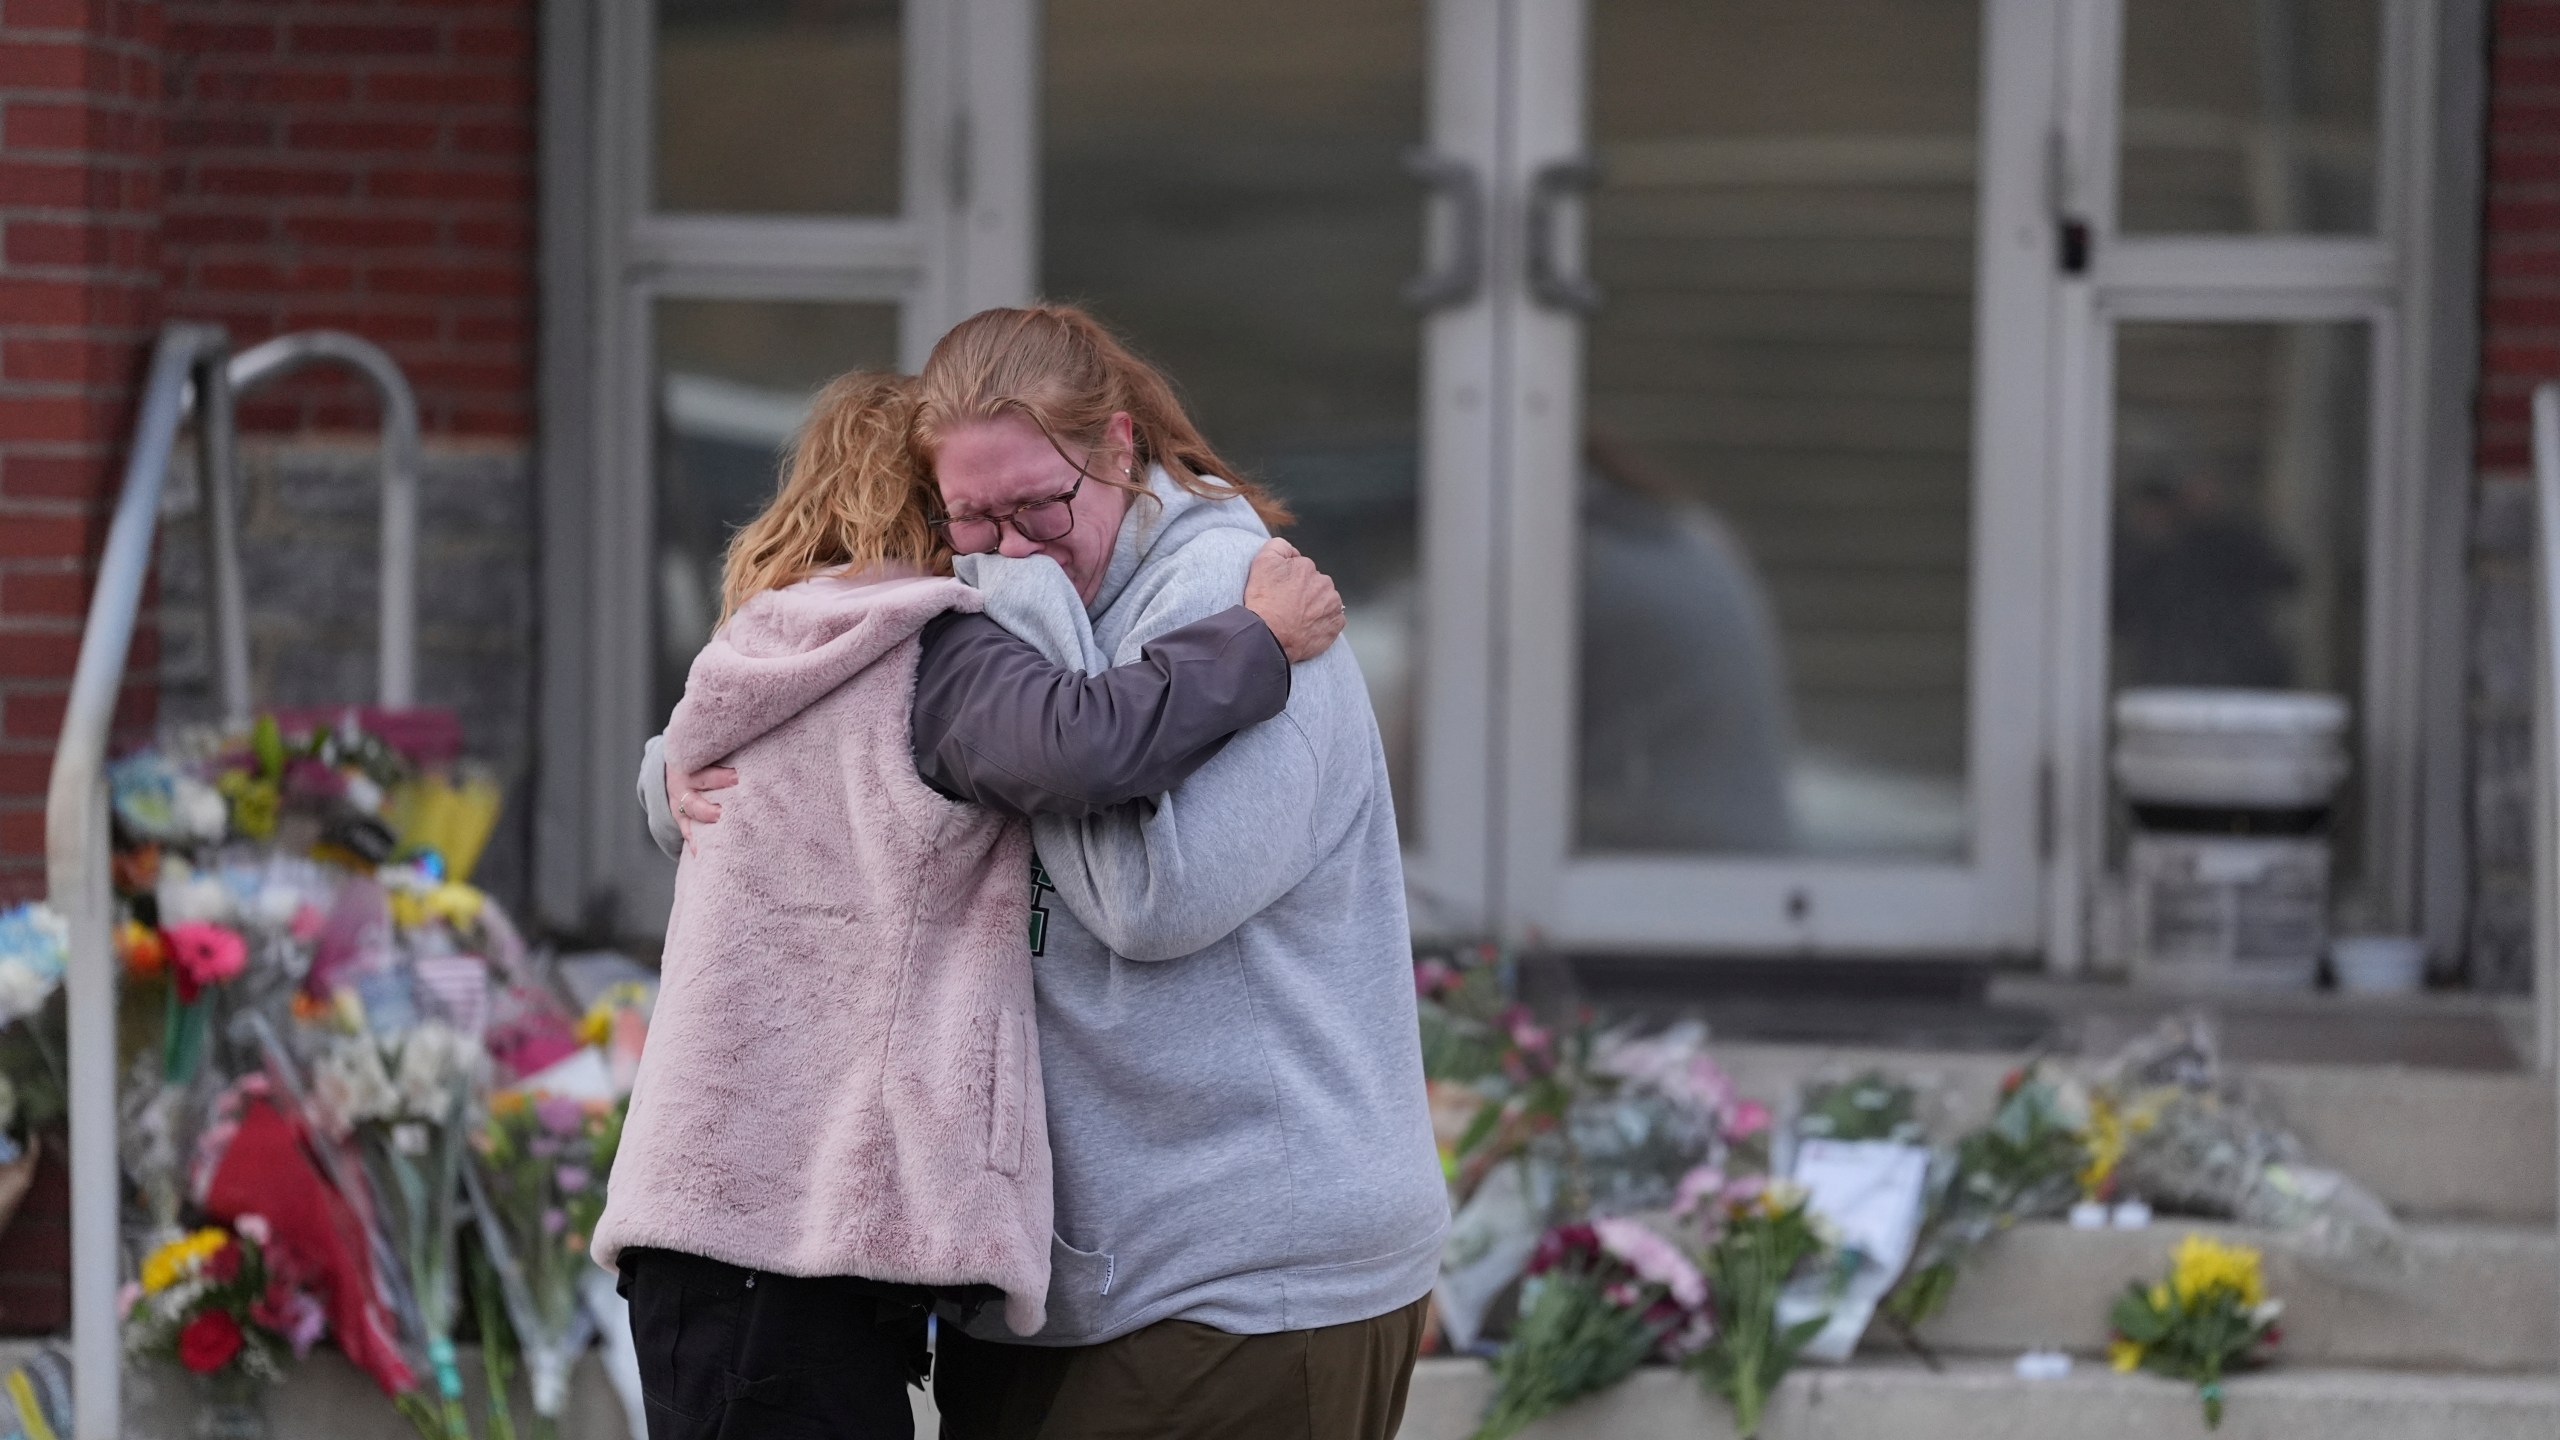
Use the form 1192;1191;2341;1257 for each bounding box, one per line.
1710;1042;2559;1224
1905;1220;2558;1373
1395;1357;2560;1440
5;1348;636;1440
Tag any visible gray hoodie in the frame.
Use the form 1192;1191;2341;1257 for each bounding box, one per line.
955;468;1446;1345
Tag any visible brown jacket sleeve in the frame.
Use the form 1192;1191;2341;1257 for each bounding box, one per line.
909;605;1291;820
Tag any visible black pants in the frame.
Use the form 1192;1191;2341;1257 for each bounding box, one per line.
620;1248;934;1440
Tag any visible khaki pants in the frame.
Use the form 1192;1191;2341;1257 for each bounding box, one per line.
934;1296;1429;1440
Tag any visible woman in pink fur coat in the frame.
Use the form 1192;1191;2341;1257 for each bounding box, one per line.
595;372;1341;1440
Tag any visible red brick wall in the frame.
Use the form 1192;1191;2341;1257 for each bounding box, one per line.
0;0;166;905
0;0;535;901
2483;0;2560;469
159;0;534;436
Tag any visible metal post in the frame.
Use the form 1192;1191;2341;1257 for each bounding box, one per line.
2537;383;2560;1070
195;353;252;728
2532;381;2560;1365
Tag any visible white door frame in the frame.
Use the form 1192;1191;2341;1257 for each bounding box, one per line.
1493;0;2060;955
2042;0;2454;973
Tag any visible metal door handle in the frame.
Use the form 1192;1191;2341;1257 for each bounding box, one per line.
1526;157;1603;314
1402;149;1485;310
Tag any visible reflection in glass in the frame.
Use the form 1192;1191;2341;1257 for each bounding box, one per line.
653;299;901;721
1579;1;1981;860
1042;0;1426;831
655;0;902;215
2111;322;2368;696
2110;321;2371;871
2119;0;2379;234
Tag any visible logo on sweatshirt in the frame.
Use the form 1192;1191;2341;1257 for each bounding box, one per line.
1029;857;1055;956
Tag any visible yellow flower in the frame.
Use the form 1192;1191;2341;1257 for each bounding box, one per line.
1758;1179;1810;1218
426;883;486;927
2169;1233;2265;1310
2148;1281;2173;1311
140;1228;229;1294
2109;1339;2145;1373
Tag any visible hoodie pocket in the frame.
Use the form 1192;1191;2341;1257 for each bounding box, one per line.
987;1009;1029;1176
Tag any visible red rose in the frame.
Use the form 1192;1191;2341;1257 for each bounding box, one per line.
203;1241;242;1285
177;1311;244;1374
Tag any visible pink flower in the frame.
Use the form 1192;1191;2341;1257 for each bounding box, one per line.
1725;1099;1773;1139
235;1214;271;1247
534;1094;587;1136
1593;1216;1708;1311
541;1208;567;1236
1722;1174;1769;1208
1413;958;1459;999
1673;1165;1725;1219
1664;1308;1718;1359
288;904;326;943
117;1282;140;1322
163;921;247;1002
555;1165;590;1193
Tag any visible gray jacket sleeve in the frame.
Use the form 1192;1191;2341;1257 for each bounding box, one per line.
638;733;682;860
631;605;1290;854
910;605;1290;819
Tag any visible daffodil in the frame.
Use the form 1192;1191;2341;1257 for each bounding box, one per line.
2109;1338;2145;1373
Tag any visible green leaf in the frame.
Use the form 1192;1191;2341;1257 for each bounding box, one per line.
251;714;286;779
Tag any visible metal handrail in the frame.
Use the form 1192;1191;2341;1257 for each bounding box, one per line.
220;332;422;711
46;322;425;1438
46;323;230;1440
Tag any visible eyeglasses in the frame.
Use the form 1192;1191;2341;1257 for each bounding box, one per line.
931;473;1084;556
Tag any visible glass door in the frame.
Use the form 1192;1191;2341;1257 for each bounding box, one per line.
1031;0;1504;933
2045;0;2432;972
569;0;1039;933
1497;0;2057;952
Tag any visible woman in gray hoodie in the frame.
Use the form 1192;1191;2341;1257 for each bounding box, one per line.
615;370;1348;1440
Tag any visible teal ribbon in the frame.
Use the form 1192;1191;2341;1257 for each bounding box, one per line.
429;1336;463;1401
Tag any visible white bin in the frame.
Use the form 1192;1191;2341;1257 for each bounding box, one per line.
2110;689;2350;992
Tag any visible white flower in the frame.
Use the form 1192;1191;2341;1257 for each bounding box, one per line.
155;858;234;926
312;1035;399;1135
0;958;55;1029
171;775;227;844
392;1022;488;1124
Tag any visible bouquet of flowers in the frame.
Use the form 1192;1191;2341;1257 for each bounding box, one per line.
123;1218;323;1403
1793;1070;1924;1146
1882;1065;2090;1332
1467;1218;1710;1440
1688;1178;1832;1439
2108;1233;2283;1428
312;1020;488;1440
2093;1020;2403;1284
468;1091;624;1434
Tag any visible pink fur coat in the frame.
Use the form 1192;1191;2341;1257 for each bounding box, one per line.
593;567;1050;1335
